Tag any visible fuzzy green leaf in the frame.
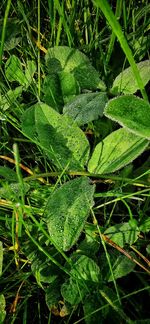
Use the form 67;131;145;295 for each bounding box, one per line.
88;128;149;174
45;46;106;91
63;92;108;126
104;222;139;247
22;102;90;171
104;95;150;139
44;177;95;251
111;60;150;94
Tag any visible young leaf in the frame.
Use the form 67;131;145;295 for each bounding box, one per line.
45;46;106;91
5;55;26;86
44;177;95;251
63;92;108;126
88;128;149;174
104;222;139;248
111;60;150;94
0;86;22;112
104;95;150;139
22;102;90;170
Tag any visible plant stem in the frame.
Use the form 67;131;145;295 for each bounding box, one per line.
94;0;148;102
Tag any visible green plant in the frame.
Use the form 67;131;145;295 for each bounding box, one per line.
0;1;150;323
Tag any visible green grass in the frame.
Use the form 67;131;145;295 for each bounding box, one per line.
0;0;150;323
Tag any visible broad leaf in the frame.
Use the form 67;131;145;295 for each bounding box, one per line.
45;46;106;91
42;74;63;112
44;177;95;251
70;255;100;282
111;60;150;94
63;92;108;126
104;222;139;247
5;55;26;86
31;256;58;285
5;56;36;89
58;71;80;99
0;86;22;111
61;278;86;305
88;128;149;174
45;280;61;310
104;95;150;139
78;224;99;256
22;102;90;170
103;251;136;282
139;218;150;233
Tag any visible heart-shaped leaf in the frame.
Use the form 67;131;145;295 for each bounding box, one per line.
104;95;150;139
45;46;106;91
22;102;90;171
44;177;95;251
88;128;149;174
111;60;150;94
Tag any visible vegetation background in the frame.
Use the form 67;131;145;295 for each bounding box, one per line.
0;0;150;323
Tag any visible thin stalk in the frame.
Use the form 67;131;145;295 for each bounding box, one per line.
13;144;25;237
105;0;123;66
91;209;121;305
94;0;148;102
37;0;41;97
0;0;12;66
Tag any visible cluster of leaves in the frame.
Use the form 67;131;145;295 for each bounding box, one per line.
0;0;150;323
0;43;150;323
